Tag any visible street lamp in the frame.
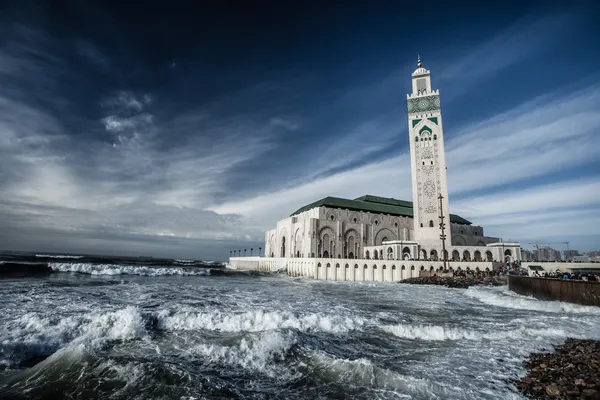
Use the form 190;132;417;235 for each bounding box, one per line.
438;193;448;271
259;247;262;257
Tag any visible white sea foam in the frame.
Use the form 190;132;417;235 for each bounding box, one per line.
193;330;297;378
49;262;210;276
36;254;84;259
0;306;149;367
157;309;366;334
464;286;600;314
381;323;569;341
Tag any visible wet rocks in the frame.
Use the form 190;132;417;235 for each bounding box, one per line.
0;262;52;277
401;275;503;289
517;338;600;399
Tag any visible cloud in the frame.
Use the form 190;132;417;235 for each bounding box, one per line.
212;83;600;246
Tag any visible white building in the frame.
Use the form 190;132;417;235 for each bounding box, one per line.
230;57;522;280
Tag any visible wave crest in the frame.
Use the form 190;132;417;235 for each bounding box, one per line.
49;262;210;276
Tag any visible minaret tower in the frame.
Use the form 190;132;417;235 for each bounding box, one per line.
407;56;451;245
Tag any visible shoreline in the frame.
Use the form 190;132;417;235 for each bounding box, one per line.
517;338;600;399
400;275;505;289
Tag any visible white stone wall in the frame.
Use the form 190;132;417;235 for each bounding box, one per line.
229;256;499;283
263;206;413;260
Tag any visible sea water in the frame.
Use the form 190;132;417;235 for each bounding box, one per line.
1;256;599;399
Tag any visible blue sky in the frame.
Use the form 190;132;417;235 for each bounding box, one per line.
0;1;599;260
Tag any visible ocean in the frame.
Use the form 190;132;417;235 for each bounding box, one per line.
1;252;599;399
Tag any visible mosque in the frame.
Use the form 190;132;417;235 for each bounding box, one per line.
230;58;522;280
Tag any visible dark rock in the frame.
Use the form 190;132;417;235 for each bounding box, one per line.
515;339;600;399
400;275;503;289
0;262;52;277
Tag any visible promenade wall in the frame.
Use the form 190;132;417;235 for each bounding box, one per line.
229;257;500;283
508;276;600;307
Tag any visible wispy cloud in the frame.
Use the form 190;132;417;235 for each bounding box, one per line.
213;83;600;246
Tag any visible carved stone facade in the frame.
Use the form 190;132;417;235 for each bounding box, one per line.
247;58;523;275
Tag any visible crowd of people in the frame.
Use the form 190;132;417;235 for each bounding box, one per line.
531;270;599;281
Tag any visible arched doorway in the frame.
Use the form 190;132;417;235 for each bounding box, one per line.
474;251;482;262
387;247;394;260
402;246;411;260
374;250;379;260
504;249;513;262
281;237;286;257
485;251;493;262
463;250;471;261
452;250;460;261
348;252;354;259
430;250;438;261
421;249;427;260
366;250;370;259
323;250;329;258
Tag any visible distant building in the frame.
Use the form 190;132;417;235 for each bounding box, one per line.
573;255;590;262
521;249;535;261
563;250;581;261
536;247;561;262
587;250;600;258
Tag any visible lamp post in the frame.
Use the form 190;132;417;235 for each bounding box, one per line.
250;248;253;256
259;247;262;257
438;193;448;271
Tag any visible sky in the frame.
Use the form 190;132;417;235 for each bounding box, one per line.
0;0;599;260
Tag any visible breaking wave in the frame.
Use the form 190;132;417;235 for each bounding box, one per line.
36;254;84;259
193;330;298;378
158;309;367;333
464;286;600;314
49;262;211;276
0;306;149;368
381;323;569;341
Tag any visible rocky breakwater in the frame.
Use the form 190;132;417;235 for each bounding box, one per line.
401;275;503;289
517;339;600;399
0;262;53;277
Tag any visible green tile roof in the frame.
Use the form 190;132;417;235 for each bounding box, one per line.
290;194;472;225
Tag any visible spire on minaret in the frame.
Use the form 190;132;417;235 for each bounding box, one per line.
417;55;422;68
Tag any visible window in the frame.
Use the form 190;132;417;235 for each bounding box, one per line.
420;223;423;227
429;220;434;227
433;134;437;140
394;222;398;227
353;218;357;223
330;215;334;221
374;220;379;225
415;136;419;142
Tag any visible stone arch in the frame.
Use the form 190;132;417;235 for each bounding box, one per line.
474;250;482;262
430;249;438;261
373;250;379;260
429;266;434;271
485;251;493;262
463;250;471;261
442;249;448;261
402;246;411;259
452;235;467;246
319;226;335;259
411;265;415;270
292;228;303;258
421;249;427;260
504;249;513;262
344;228;359;259
365;250;370;259
452;250;460;261
387;247;394;259
402;265;406;270
375;228;396;245
281;236;286;257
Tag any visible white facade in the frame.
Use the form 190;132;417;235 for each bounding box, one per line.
231;58;522;279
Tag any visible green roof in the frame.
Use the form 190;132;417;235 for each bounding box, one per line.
290;194;472;225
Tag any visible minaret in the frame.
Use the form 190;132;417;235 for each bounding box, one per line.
407;56;451;245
